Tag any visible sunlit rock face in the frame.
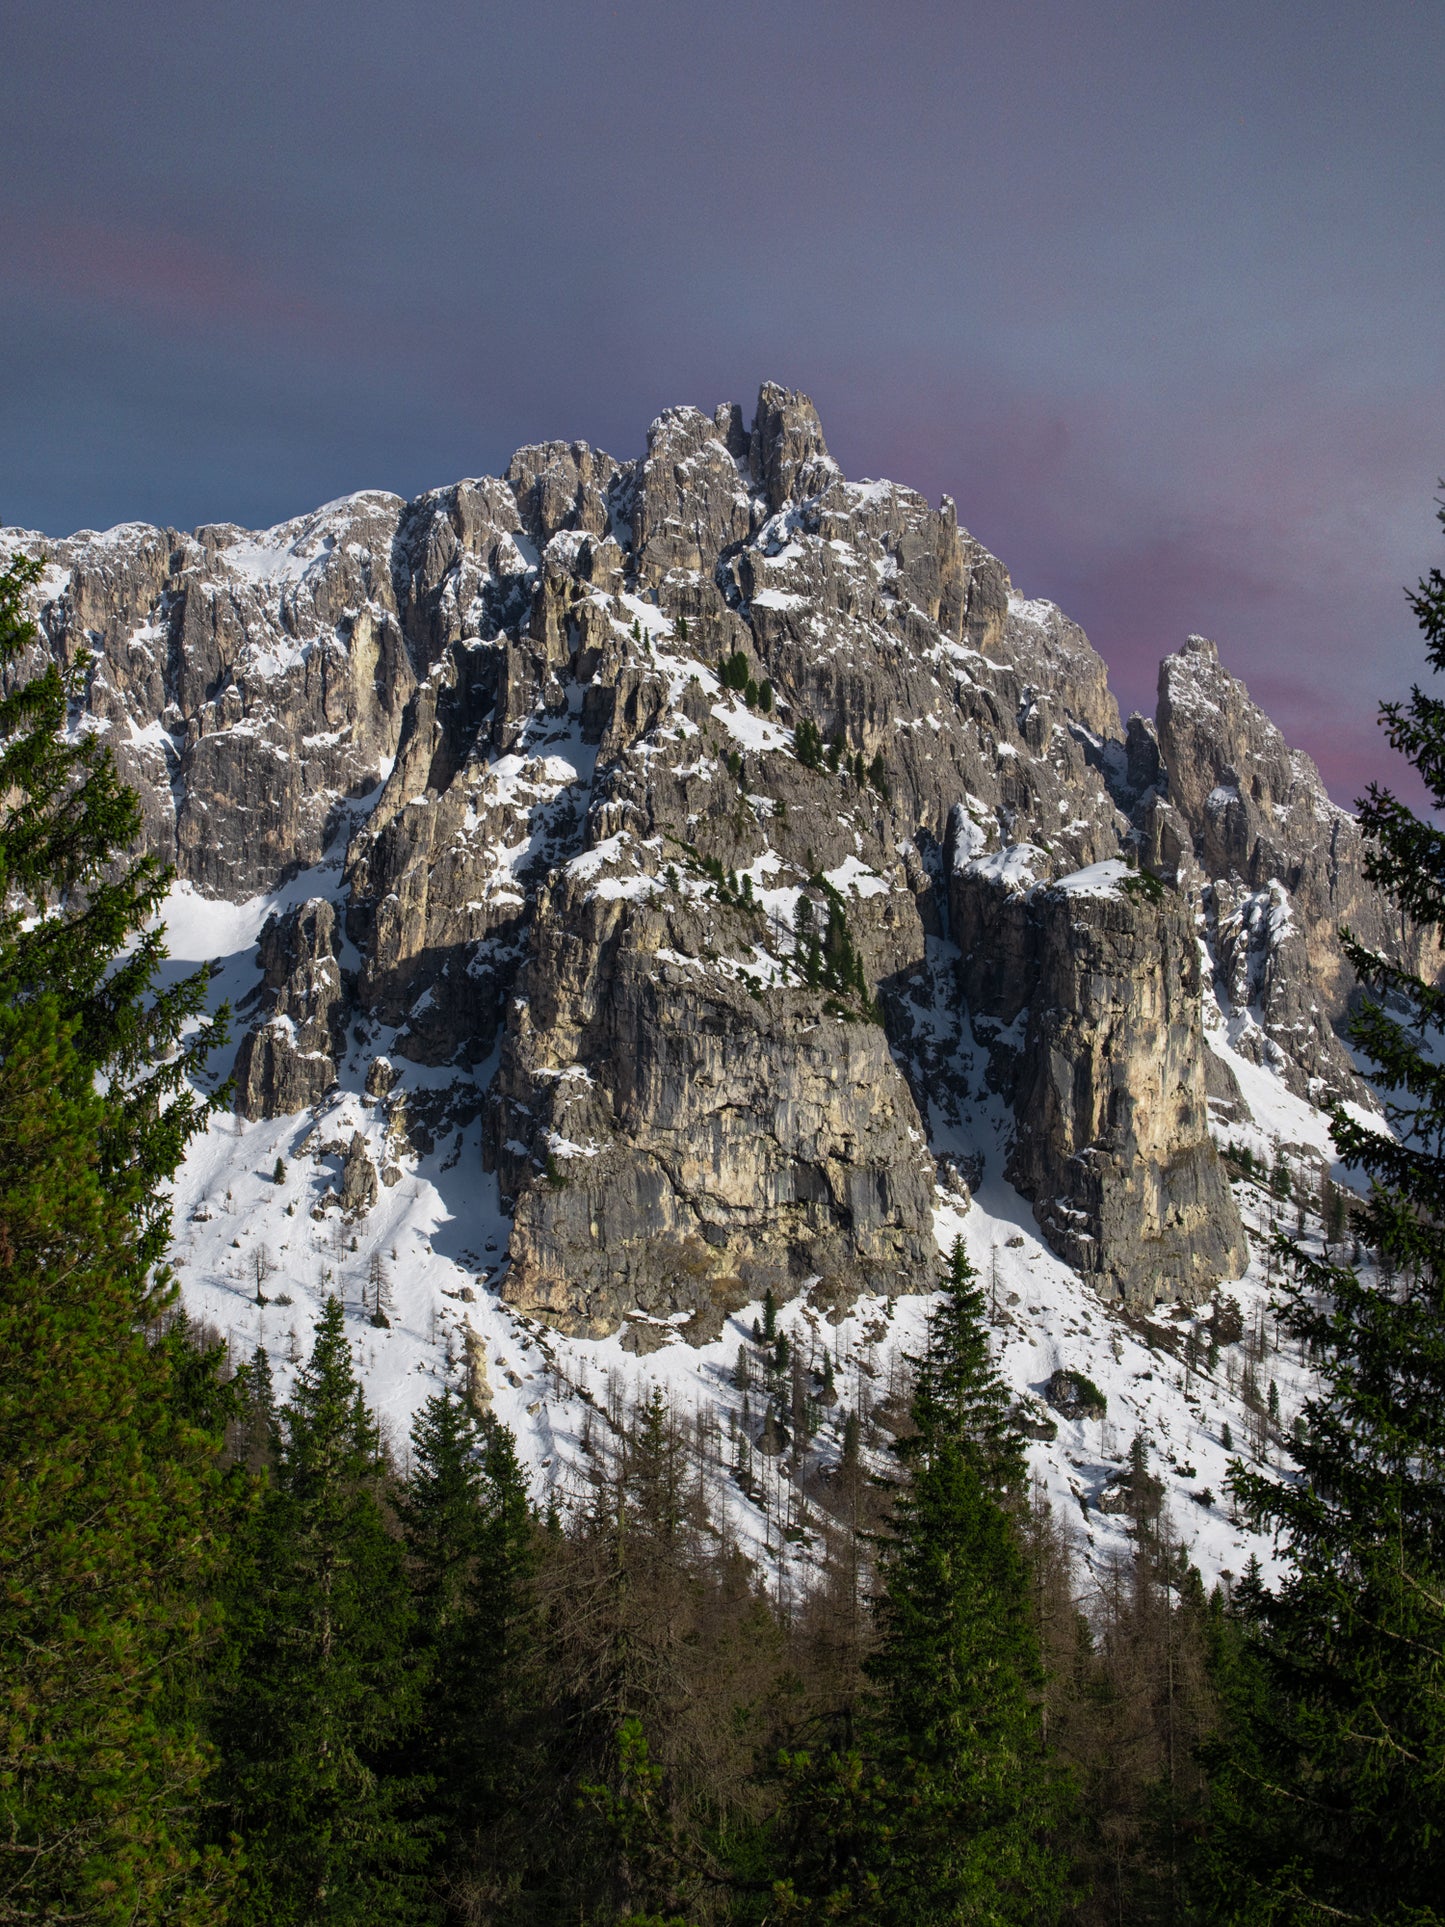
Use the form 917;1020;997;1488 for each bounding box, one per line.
7;383;1416;1332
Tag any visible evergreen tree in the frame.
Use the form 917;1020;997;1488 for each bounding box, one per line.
398;1390;537;1907
0;553;224;1275
774;1243;1067;1922
233;1342;279;1472
1199;502;1445;1922
913;1238;1025;1493
0;551;234;1923
214;1298;431;1925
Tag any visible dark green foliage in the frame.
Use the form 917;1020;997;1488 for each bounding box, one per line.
720;650;752;693
772;1240;1067;1923
1121;867;1165;904
698;852;763;915
796;878;879;1019
0;553;227;1278
1121;1432;1165;1535
398;1392;538;1914
1047;1367;1108;1418
1198;500;1445;1924
794;717;823;767
1224;1139;1258;1180
1212;1294;1244;1346
1319;1171;1348;1246
914;1239;1026;1493
214;1299;430;1925
0;550;235;1924
233;1343;279;1473
759;679;774;713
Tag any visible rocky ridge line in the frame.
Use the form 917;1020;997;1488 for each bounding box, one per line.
5;384;1418;1334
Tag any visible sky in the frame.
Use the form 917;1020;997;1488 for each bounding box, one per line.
2;0;1441;804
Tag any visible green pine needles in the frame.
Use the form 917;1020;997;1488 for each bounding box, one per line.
214;1298;432;1927
0;548;235;1924
1200;499;1445;1923
772;1240;1070;1923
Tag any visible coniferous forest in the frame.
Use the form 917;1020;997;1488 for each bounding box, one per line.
2;513;1443;1927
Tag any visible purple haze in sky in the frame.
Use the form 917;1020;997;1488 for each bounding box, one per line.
2;0;1441;804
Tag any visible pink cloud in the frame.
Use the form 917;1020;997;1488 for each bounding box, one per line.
6;216;341;342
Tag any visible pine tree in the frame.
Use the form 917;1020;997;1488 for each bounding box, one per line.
913;1238;1025;1492
214;1298;431;1925
1199;502;1445;1922
234;1343;279;1472
774;1242;1068;1922
0;553;225;1273
0;550;234;1923
398;1389;537;1906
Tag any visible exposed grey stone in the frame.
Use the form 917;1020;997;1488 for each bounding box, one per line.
339;1131;379;1218
1157;636;1437;1101
233;899;348;1120
16;380;1415;1343
951;859;1246;1308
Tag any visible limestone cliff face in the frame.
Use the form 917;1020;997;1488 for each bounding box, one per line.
233;899;349;1120
486;845;935;1342
13;381;1396;1337
949;853;1245;1306
1151;636;1432;1103
8;495;418;898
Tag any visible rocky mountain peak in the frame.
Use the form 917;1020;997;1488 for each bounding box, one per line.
749;381;838;511
4;381;1415;1360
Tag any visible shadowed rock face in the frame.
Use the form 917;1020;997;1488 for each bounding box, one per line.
8;384;1410;1335
1152;636;1436;1103
233;899;348;1120
949;853;1245;1307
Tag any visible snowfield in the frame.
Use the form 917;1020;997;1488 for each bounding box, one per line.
160;848;1351;1598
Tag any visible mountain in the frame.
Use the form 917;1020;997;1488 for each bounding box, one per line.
5;382;1423;1584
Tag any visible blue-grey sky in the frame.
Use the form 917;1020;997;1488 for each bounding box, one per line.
3;0;1441;801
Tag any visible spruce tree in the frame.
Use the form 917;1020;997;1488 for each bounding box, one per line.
913;1237;1026;1491
0;554;224;1273
233;1342;279;1472
214;1297;431;1925
1199;503;1445;1922
774;1242;1068;1922
398;1390;537;1903
0;550;234;1923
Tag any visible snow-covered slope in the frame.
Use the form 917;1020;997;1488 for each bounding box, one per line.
9;381;1408;1590
161;848;1353;1592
